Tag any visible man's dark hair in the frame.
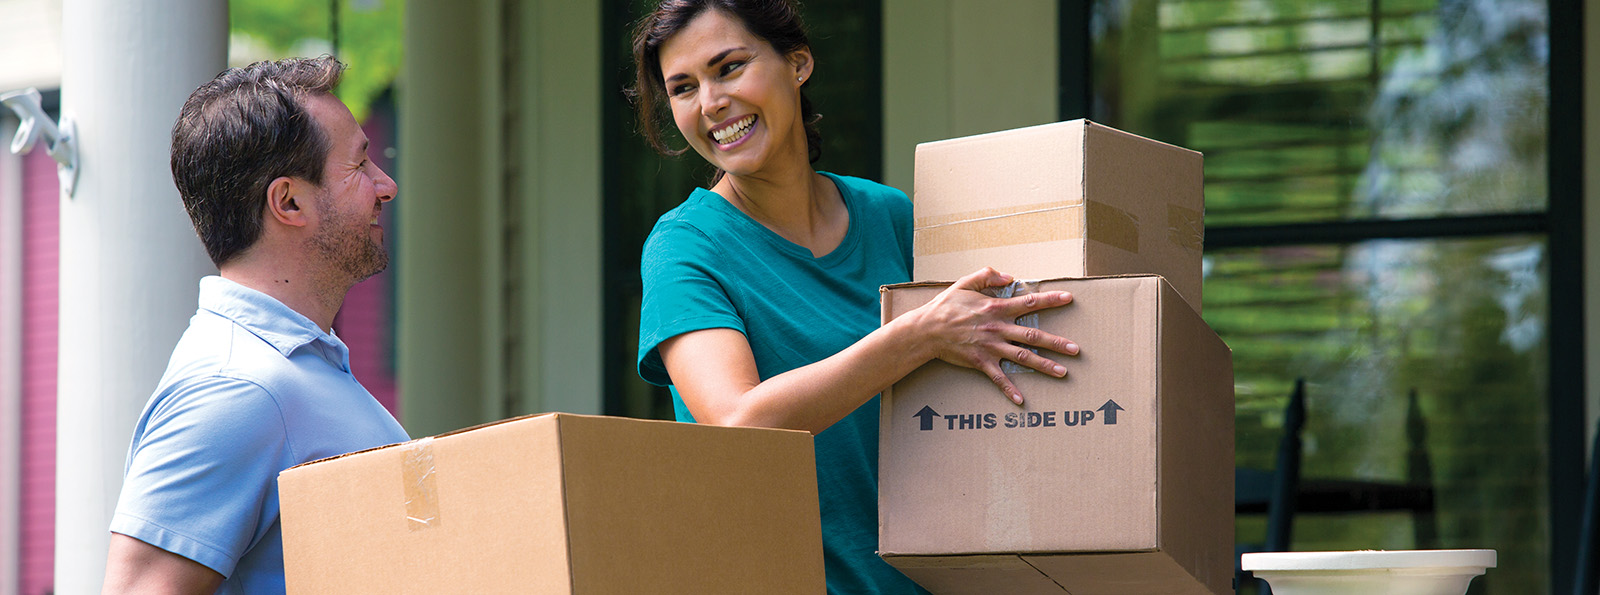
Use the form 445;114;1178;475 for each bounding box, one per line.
171;56;346;266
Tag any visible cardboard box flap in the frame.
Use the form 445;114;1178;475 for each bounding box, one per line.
884;551;1216;595
284;411;555;473
1022;551;1215;595
880;554;1070;594
1154;281;1235;595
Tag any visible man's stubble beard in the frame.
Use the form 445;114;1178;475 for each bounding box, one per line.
308;193;389;286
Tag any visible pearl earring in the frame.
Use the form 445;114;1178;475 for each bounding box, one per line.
797;76;804;82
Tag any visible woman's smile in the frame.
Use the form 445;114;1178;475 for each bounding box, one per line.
711;114;758;147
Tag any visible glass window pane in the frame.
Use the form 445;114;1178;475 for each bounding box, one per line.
1214;235;1548;594
1092;0;1549;225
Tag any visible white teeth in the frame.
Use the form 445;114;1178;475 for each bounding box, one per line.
712;115;756;144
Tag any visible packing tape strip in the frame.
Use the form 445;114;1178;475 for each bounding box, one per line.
403;437;441;532
1084;200;1140;254
915;203;1084;257
913;200;1141;256
914;200;1079;229
1167;204;1204;253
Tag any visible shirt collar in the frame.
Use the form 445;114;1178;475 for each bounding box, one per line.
198;276;351;370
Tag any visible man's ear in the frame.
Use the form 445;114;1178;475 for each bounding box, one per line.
788;46;814;85
265;177;311;227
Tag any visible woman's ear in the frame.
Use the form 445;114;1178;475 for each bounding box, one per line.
788;46;814;85
265;177;310;228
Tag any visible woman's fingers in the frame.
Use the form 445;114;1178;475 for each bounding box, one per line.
1001;290;1073;317
950;267;1013;292
975;333;1068;378
977;360;1025;406
995;323;1079;357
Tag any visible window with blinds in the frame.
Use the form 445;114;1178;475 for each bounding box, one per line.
1090;1;1554;593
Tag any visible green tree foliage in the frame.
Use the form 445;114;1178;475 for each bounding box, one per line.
229;0;402;123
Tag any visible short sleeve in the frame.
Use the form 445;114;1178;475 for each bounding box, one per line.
110;375;291;577
637;221;745;386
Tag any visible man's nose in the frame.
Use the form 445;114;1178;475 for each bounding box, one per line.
374;164;397;202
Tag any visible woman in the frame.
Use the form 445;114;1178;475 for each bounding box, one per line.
630;1;1080;592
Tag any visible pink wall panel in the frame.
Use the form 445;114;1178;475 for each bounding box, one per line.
20;148;58;595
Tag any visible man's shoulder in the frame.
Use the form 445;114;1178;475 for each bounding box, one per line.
156;308;348;425
164;308;296;384
143;308;406;460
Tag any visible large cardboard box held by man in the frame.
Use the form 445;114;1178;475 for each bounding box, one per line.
913;119;1205;312
278;413;824;594
878;275;1234;595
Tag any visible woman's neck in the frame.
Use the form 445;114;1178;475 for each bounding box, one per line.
714;166;847;258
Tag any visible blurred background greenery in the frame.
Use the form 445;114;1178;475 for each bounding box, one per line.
1092;1;1550;593
229;0;402;123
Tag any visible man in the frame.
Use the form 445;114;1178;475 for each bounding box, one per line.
102;56;410;594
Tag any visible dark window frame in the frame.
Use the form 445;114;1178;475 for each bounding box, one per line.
1060;0;1585;589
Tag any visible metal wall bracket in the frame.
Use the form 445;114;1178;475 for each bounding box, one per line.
1;88;79;197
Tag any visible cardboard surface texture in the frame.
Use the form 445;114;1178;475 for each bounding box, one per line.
913;119;1205;312
279;413;823;594
878;275;1234;595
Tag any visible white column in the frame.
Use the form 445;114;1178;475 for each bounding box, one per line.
522;0;602;415
54;0;224;591
398;0;491;438
1;114;22;595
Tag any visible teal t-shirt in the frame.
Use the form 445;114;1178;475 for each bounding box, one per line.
637;172;927;595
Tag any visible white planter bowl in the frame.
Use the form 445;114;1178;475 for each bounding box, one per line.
1241;549;1496;595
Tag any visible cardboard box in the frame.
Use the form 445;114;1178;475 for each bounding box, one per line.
279;413;824;594
878;275;1234;595
913;119;1205;312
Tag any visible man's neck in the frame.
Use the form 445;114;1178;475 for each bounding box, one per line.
219;262;347;334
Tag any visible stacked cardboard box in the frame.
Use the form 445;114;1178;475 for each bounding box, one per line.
879;120;1234;595
911;119;1206;313
279;413;824;594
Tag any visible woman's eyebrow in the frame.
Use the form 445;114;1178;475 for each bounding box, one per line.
665;46;748;84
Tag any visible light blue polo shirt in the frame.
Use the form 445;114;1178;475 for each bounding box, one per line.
111;276;409;594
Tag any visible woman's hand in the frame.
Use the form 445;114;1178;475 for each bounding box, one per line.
906;267;1080;405
662;266;1077;434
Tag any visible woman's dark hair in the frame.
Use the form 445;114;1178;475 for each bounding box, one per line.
629;0;822;167
170;56;345;266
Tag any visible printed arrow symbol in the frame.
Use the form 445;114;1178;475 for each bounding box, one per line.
1098;400;1124;425
913;405;940;431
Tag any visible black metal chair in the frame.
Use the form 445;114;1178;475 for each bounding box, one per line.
1235;380;1438;594
1235;379;1306;594
1574;417;1599;595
